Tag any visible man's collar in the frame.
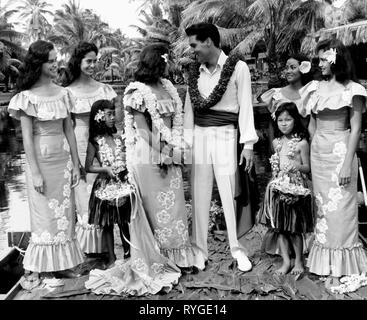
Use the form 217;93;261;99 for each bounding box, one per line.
199;50;227;72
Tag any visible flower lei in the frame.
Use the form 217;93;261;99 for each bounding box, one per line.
123;79;184;181
188;52;243;111
270;135;301;177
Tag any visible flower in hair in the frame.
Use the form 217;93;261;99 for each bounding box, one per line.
323;48;337;65
299;61;311;74
161;53;169;63
94;110;105;123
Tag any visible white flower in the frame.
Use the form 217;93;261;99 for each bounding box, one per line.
66;159;73;170
54;231;67;244
40;231;52;243
328;188;343;202
161;53;169;63
170;177;181;189
63;184;71;197
326;201;338;212
57;216;69;231
175;220;186;235
94;110;105;122
151;263;164;274
48;199;59;210
157;210;171;224
54;205;65;218
132;258;148;272
299;61;311;74
157;191;175;210
162;227;173;239
316;218;328;233
333;142;347;158
323;48;337;65
316;232;327;244
182;230;189;242
64;170;71;179
63;198;70;209
331;173;339;183
154;229;167;244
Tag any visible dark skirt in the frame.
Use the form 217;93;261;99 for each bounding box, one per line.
88;174;131;228
257;183;314;234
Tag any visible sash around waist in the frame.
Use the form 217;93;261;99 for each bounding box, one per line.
194;109;238;127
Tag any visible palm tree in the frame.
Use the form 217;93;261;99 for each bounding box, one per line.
15;0;53;43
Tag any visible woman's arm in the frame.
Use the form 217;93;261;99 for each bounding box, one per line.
128;107;167;154
85;142;115;178
308;113;316;141
63;115;80;188
339;97;363;186
295;139;310;174
20;111;44;194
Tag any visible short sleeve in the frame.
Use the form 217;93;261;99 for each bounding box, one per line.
101;84;117;101
8;91;37;120
299;80;319;116
260;88;276;105
350;82;367;113
123;89;146;113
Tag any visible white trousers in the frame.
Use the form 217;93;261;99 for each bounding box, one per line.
191;124;243;260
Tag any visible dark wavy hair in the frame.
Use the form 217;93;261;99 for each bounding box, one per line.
316;38;358;84
273;102;309;141
62;41;98;86
185;23;220;48
287;53;313;86
16;40;54;92
89;99;117;144
134;44;169;84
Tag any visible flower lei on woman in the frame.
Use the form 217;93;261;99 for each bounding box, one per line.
123;78;184;181
188;52;243;111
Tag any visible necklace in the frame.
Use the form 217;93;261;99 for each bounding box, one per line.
270;135;300;176
187;52;243;111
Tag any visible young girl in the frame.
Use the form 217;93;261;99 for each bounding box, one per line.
85;99;132;267
258;102;314;275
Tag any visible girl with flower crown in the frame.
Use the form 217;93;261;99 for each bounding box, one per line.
85;100;131;267
257;102;314;275
300;38;367;290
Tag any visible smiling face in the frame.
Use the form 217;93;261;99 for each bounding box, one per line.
318;49;332;76
104;108;115;128
41;49;58;79
80;51;97;77
285;58;302;84
277;110;295;136
188;35;211;64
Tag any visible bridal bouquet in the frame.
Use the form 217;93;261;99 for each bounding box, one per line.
95;180;134;206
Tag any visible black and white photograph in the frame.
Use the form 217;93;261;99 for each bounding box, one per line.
0;0;367;309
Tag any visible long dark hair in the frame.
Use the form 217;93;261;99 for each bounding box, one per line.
134;43;169;84
316;38;358;84
62;41;98;87
287;53;313;86
273;102;309;140
16;40;54;92
89;99;117;145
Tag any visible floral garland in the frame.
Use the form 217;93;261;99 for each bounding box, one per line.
270;135;301;177
188;52;243;111
123;78;184;181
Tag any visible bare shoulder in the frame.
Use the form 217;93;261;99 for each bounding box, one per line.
297;138;309;150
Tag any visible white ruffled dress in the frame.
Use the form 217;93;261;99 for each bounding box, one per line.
8;89;84;272
68;84;117;254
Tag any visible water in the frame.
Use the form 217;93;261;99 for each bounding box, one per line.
0;110;30;258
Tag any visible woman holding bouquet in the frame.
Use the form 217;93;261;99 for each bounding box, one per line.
257;102;314;275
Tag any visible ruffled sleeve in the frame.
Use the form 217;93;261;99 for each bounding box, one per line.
123;88;146;113
69;84;118;114
299;80;319;116
259;88;283;115
8;89;70;121
8;91;37;120
348;82;367;113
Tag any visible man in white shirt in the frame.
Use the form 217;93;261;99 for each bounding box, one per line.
184;23;258;272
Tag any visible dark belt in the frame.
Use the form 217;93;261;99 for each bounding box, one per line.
194;109;238;128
